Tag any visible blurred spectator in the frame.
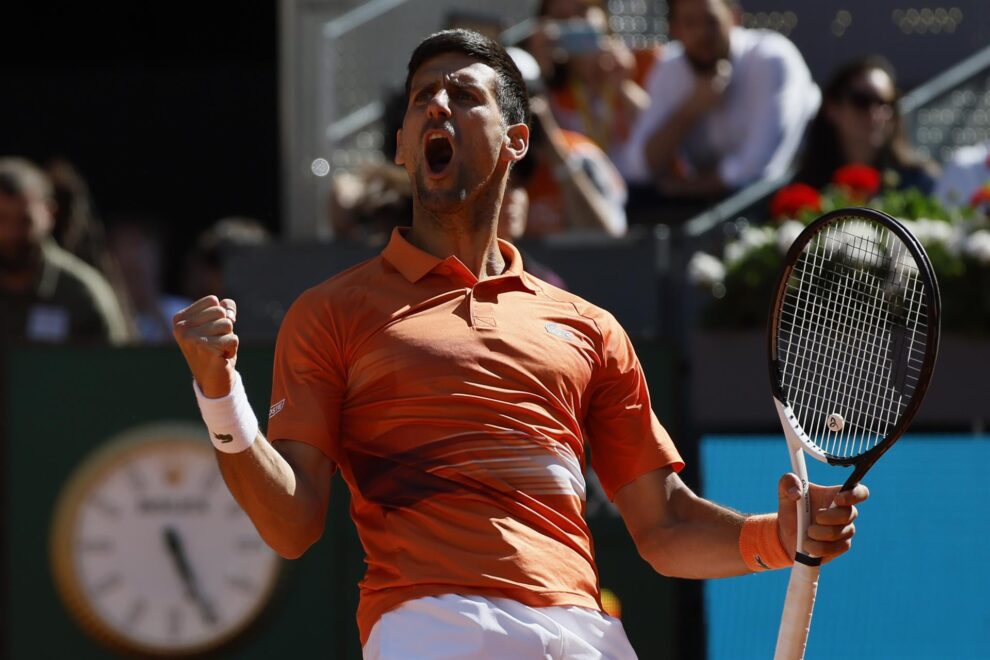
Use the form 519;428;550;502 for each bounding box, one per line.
182;216;271;301
498;139;568;290
795;56;939;194
46;158;108;270
933;140;990;210
523;94;628;237
329;164;412;245
107;217;190;343
0;157;129;344
46;158;136;330
527;0;652;161
504;46;627;237
620;0;818;198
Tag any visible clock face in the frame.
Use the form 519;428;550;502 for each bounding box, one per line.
51;424;283;656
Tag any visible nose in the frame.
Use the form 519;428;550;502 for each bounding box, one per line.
870;104;893;123
426;89;451;119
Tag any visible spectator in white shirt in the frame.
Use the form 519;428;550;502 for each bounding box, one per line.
620;0;819;199
934;140;990;209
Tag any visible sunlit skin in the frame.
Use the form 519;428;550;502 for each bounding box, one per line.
394;52;529;279
826;68;897;165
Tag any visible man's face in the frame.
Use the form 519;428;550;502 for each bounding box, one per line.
0;192;49;274
396;52;516;213
671;0;735;72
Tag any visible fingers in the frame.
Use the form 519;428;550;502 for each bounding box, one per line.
835;483;870;506
221;298;237;322
172;295;239;358
777;473;801;502
802;480;869;563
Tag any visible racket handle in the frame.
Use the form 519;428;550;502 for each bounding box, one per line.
773;562;821;660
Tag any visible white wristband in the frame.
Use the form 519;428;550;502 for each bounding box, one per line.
193;371;259;454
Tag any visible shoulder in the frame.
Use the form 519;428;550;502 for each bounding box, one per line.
527;275;624;339
282;255;385;324
649;42;691;84
736;27;805;64
43;242;116;303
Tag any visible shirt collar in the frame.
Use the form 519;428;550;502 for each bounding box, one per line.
381;227;539;293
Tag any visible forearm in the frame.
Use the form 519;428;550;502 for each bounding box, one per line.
215;435;329;559
631;489;751;579
644;101;704;180
558;165;625;236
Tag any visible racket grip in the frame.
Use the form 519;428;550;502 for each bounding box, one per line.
773;562;821;660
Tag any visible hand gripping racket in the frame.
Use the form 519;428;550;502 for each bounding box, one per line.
768;208;941;659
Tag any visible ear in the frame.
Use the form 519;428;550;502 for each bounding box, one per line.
394;129;405;166
501;123;530;164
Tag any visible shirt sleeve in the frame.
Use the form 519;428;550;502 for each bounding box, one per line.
718;33;820;187
584;312;683;500
267;287;346;469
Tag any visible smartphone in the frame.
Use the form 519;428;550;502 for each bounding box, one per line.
552;19;603;55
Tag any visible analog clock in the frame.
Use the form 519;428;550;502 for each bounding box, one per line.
50;423;283;656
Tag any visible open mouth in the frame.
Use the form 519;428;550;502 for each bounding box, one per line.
424;134;454;175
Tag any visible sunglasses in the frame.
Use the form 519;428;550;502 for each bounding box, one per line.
841;89;894;112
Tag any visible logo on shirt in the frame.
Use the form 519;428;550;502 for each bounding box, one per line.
269;399;286;419
544;322;577;342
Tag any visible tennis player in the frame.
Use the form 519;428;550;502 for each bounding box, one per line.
173;29;868;659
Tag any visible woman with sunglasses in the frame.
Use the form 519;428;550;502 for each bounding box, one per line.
794;55;939;194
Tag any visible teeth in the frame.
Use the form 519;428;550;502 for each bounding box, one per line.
429;135;446;142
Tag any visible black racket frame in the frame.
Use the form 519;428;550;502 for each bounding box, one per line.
767;207;942;489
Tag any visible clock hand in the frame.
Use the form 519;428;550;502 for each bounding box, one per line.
163;526;219;625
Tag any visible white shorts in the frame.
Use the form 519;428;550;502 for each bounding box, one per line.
363;593;638;659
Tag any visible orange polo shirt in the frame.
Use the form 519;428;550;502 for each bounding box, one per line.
267;228;683;645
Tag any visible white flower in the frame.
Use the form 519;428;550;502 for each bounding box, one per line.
725;225;775;266
905;218;960;254
776;220;805;254
963;229;990;264
688;252;726;287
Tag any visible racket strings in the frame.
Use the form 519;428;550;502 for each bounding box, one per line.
776;219;930;459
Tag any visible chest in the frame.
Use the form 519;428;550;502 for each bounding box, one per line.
346;292;600;408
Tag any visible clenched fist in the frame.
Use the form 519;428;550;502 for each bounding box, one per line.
172;296;239;398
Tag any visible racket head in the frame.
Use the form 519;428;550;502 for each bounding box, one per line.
767;207;941;477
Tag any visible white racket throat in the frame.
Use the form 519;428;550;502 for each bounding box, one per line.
773;397;828;463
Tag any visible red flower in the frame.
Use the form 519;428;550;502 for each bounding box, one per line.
770;183;822;220
969;182;990;208
832;164;882;200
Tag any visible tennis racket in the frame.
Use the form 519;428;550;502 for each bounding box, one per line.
768;207;941;660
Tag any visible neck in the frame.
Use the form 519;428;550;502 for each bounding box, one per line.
406;179;507;280
842;138;879;166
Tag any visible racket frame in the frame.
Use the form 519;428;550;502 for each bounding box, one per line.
767;206;941;491
767;207;941;660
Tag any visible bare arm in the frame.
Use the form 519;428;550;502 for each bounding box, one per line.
215;436;334;559
173;296;333;559
533;97;626;237
643;66;731;185
614;467;868;579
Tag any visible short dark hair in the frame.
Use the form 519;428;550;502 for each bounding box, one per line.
404;29;530;127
